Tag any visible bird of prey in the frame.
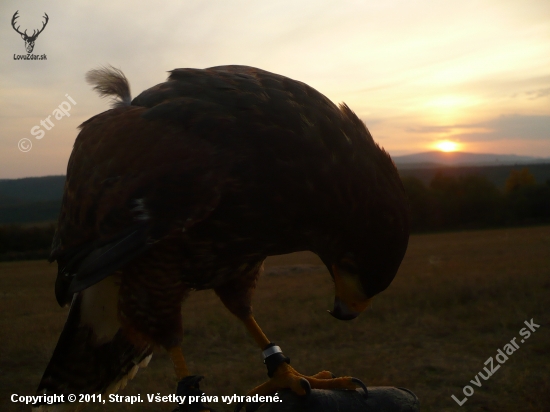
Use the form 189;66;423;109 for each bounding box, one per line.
35;65;410;411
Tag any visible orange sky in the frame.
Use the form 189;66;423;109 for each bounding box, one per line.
1;0;549;178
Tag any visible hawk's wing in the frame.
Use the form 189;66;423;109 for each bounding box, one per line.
38;85;236;406
52;104;233;306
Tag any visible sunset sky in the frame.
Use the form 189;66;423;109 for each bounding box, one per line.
1;0;549;178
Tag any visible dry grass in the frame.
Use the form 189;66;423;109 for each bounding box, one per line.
1;226;549;412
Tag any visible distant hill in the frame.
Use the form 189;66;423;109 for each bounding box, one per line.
0;176;64;224
399;163;550;189
0;175;65;203
1;159;550;225
393;151;550;169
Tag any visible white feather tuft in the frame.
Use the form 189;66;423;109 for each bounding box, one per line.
119;376;128;390
139;353;153;368
128;364;139;380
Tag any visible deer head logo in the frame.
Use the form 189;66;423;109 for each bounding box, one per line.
11;11;49;54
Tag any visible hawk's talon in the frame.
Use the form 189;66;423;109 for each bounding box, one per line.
174;375;217;412
247;362;358;400
351;377;369;399
299;378;311;396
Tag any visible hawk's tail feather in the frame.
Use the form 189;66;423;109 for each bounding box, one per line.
85;65;132;108
34;277;152;410
33;354;152;412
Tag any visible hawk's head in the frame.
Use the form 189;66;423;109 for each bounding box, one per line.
328;199;409;320
318;135;410;321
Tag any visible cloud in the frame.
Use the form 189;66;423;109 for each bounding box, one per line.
471;114;550;141
525;87;550;100
403;114;550;142
424;115;550;143
405;125;455;134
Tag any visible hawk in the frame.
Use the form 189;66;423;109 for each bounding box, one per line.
35;65;410;411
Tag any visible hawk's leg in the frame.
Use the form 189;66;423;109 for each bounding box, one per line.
241;316;357;397
168;346;190;379
168;345;216;412
214;264;358;398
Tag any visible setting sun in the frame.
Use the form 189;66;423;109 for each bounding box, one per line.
434;140;461;152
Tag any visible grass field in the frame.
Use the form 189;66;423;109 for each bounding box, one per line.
1;226;549;412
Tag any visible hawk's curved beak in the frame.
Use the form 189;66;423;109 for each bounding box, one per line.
329;264;372;321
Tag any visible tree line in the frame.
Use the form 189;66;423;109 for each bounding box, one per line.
0;223;55;261
1;168;549;260
403;168;550;232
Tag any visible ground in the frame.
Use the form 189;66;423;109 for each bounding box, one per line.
1;225;549;411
